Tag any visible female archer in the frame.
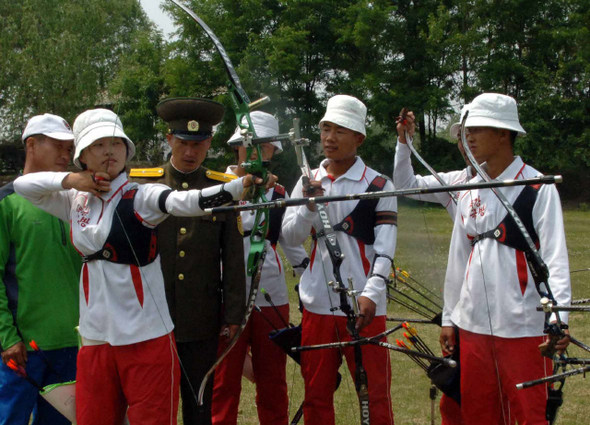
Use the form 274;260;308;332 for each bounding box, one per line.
14;108;274;425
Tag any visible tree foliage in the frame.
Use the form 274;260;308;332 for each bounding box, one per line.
0;0;155;169
1;0;588;199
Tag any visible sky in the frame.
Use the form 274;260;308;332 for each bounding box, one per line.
139;0;177;39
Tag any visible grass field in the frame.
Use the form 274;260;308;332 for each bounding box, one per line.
218;201;590;425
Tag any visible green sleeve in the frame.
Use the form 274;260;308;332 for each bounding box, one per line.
0;199;21;351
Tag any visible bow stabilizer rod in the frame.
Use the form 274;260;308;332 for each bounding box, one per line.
206;175;562;214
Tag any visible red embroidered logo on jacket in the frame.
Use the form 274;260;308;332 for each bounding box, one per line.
469;196;486;218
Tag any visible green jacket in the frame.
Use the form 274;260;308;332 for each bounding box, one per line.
0;181;81;351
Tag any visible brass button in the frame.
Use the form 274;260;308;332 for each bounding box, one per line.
178;273;185;281
180;228;187;235
182;182;189;189
179;251;185;258
212;216;217;222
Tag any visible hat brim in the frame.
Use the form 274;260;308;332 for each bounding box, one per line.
465;116;526;135
74;126;135;169
42;131;75;141
22;131;74;142
450;123;461;138
173;132;212;142
319;114;366;136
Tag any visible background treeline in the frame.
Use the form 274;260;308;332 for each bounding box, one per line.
1;0;588;202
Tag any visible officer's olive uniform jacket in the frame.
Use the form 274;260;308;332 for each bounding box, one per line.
133;162;246;342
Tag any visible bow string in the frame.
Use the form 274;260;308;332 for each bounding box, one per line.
169;0;273;407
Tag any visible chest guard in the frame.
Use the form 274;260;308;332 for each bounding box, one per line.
470;184;541;251
243;185;286;245
333;175;394;245
82;189;158;266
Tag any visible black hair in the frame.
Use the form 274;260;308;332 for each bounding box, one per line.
510;131;518;146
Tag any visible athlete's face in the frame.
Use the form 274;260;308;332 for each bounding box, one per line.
79;137;127;178
464;127;506;165
237;142;276;164
320;121;364;162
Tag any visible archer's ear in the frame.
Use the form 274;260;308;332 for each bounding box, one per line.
356;133;365;148
25;136;37;154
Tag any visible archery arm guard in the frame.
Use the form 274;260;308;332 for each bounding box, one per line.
198;178;244;210
369;253;394;284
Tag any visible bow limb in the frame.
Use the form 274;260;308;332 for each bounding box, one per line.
168;0;270;407
404;132;458;205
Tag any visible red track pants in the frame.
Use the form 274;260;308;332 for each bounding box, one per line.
212;304;290;425
76;333;180;425
301;311;394;425
459;329;551;425
441;393;463;425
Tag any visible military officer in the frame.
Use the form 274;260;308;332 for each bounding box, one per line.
131;98;246;425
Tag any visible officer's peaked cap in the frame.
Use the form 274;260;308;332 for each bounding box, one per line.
157;98;225;141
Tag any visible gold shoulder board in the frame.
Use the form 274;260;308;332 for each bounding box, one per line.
129;168;165;178
206;170;237;183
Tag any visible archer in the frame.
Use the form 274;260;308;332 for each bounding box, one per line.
439;93;571;424
281;95;397;425
14;108;276;425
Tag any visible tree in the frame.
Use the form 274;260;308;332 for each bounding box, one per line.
0;0;155;170
109;28;167;164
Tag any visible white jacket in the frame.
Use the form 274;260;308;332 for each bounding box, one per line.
442;157;571;337
282;157;397;316
14;171;244;345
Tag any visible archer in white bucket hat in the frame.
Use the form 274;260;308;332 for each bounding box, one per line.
464;93;526;135
72;109;135;169
228;110;283;154
319;95;367;136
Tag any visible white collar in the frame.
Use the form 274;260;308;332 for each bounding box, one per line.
316;156;367;182
97;172;129;202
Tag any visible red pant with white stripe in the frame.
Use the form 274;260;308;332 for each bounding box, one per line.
459;329;551;425
212;304;290;425
76;333;180;425
301;311;394;425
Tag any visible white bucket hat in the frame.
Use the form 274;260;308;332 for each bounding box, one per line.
22;113;74;142
72;109;135;169
227;111;283;154
450;104;470;138
319;95;367;136
464;93;526;135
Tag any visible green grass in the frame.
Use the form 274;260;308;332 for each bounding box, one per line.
189;203;590;424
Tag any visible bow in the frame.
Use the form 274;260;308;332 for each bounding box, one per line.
291;119;371;424
168;0;275;407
